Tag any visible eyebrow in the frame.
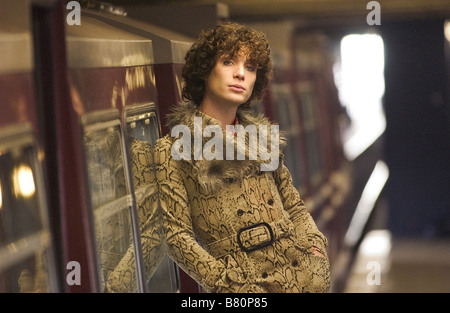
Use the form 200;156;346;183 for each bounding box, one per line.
219;53;256;65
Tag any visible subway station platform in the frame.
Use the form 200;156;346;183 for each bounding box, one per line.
343;229;450;293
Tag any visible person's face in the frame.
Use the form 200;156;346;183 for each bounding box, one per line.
203;51;257;108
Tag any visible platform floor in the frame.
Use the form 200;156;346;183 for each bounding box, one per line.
343;230;450;293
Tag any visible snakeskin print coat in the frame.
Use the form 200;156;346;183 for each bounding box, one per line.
155;102;331;293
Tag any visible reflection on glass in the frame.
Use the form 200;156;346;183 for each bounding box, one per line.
127;136;164;289
127;112;160;144
146;254;179;292
0;150;42;241
83;118;138;292
0;128;54;292
124;104;179;293
12;164;36;199
16;248;49;293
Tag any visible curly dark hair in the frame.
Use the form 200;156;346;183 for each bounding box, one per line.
181;22;272;109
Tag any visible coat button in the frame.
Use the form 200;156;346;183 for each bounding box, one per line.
228;269;239;281
267;199;274;206
237;209;244;216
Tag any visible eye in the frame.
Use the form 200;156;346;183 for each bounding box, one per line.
246;64;256;72
223;59;233;66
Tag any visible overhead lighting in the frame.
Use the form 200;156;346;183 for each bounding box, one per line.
335;33;386;161
12;164;36;199
445;20;450;42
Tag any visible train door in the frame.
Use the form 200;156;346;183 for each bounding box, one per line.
66;16;148;293
66;12;179;292
74;8;194;292
0;0;59;292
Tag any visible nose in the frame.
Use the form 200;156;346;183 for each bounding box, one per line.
233;65;245;81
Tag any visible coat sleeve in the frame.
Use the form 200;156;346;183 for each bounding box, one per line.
274;162;328;255
155;137;234;292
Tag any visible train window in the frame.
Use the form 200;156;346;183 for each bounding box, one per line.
125;103;161;143
124;103;180;293
82;110;143;293
0;124;57;292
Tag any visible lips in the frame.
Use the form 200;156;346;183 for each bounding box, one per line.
229;84;245;92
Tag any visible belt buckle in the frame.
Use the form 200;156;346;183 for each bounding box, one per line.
237;222;274;253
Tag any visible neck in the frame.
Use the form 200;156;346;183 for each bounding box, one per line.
198;102;238;129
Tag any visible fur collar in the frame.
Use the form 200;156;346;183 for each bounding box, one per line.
165;102;286;192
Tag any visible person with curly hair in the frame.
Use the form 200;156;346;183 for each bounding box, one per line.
155;22;330;293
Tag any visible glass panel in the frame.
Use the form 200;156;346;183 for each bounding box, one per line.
146;254;179;293
126;111;160;144
125;103;180;293
0;126;56;292
83;117;139;293
0;239;51;293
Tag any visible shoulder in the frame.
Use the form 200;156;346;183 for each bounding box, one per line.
155;133;173;149
165;101;198;130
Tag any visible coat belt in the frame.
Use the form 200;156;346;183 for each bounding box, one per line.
204;218;295;258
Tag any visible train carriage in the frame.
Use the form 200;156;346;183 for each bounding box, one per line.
0;1;59;293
